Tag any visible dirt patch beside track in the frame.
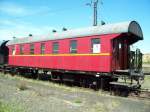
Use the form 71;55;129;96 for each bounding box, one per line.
0;73;150;112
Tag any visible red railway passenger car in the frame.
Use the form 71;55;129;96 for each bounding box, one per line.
1;21;144;88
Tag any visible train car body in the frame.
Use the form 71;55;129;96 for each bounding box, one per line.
7;21;143;73
8;34;113;72
0;21;144;88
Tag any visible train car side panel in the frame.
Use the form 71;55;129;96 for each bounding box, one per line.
7;34;120;73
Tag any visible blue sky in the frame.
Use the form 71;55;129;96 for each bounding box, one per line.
0;0;150;53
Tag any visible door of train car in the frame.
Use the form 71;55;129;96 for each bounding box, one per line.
112;37;129;71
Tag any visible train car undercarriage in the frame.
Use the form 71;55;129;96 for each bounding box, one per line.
0;60;144;94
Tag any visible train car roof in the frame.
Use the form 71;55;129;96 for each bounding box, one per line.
7;21;143;45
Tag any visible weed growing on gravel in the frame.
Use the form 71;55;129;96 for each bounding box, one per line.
0;100;24;112
85;102;105;112
142;75;150;89
17;81;28;91
74;99;82;104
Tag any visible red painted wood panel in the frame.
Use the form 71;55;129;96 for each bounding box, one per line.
9;55;111;72
7;34;121;73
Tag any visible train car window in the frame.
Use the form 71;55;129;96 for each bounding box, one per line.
12;46;15;55
70;40;77;53
119;43;122;49
20;45;24;54
52;42;59;54
91;38;101;53
30;44;34;54
41;43;45;54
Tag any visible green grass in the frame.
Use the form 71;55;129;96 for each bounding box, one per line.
143;62;150;64
142;75;150;89
74;99;82;104
0;100;25;112
85;102;106;112
0;73;95;94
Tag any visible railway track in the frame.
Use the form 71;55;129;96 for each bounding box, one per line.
1;70;150;100
128;88;150;100
144;72;150;75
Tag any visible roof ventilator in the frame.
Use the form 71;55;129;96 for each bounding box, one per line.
62;27;67;31
52;30;57;33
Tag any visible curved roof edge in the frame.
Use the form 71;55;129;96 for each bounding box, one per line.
0;40;9;47
128;21;143;40
7;21;143;45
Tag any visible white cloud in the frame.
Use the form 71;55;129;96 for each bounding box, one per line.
0;1;64;41
0;1;58;41
0;20;54;40
0;20;19;26
0;1;51;17
0;2;28;16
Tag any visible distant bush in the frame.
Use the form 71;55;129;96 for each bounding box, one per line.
143;54;150;64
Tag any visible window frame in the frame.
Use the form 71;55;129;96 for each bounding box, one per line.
52;42;59;54
70;40;77;53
